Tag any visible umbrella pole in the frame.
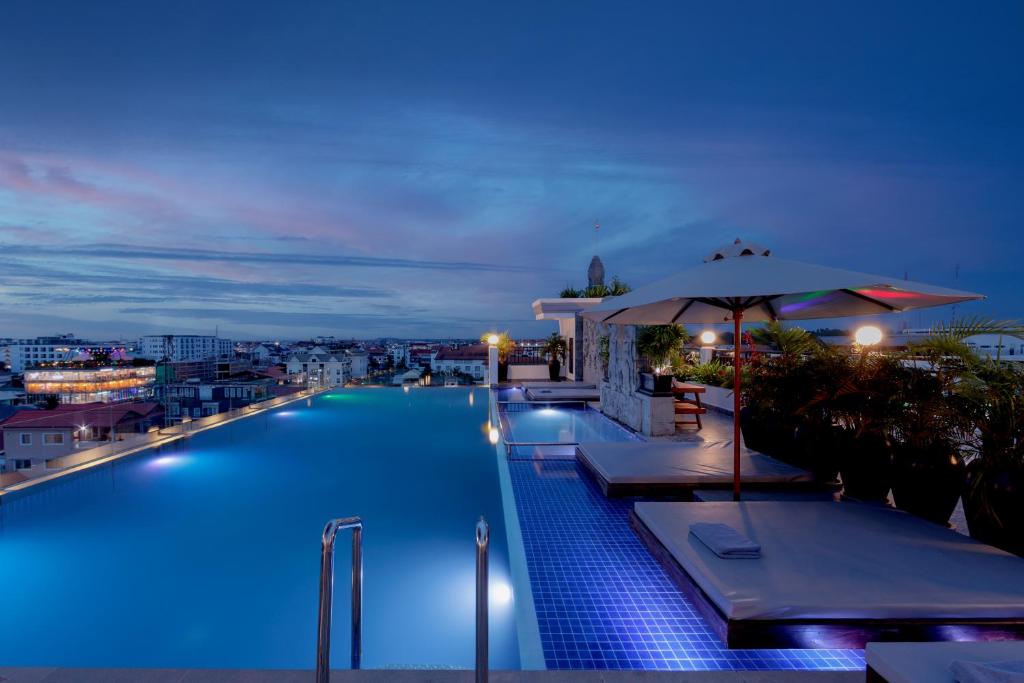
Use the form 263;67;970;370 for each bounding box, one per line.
733;309;743;502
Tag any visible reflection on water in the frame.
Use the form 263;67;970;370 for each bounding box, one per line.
502;405;639;444
0;388;519;670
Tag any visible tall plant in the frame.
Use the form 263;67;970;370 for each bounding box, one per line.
541;332;567;362
636;324;688;374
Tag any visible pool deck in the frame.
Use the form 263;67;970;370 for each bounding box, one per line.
0;668;862;682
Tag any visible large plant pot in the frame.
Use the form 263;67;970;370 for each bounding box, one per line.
963;462;1024;557
498;361;509;382
791;421;840;483
548;359;561;381
891;446;965;525
638;372;673;396
740;407;798;464
837;431;893;502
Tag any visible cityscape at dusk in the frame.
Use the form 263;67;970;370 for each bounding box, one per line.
2;3;1024;682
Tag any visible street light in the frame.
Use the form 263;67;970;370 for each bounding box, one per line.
854;325;884;347
486;334;500;386
699;330;717;363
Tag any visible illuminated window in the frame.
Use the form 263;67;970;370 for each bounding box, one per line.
43;433;65;445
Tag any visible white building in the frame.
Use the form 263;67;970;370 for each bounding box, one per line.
251;344;273;366
286;351;352;387
139;335;233;362
431;345;488;382
531;298;605;382
346;349;369;378
3;335;80;373
964;334;1024;361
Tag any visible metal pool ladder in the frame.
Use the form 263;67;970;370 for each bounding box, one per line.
314;516;491;683
315;516;363;682
476;516;489;683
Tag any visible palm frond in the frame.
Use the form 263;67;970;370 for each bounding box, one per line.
907;317;1024;365
750;321;820;356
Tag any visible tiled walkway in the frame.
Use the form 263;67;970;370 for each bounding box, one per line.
507;459;864;672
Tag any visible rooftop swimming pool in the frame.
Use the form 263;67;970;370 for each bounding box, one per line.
0;388;522;670
496;401;640;447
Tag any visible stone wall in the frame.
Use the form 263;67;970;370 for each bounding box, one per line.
592;321;676;436
579;317;606;385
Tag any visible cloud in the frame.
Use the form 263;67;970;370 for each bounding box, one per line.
0;242;533;273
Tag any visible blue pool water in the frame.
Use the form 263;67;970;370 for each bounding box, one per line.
0;388;519;670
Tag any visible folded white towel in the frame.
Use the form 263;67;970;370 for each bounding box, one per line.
689;522;761;558
952;659;1024;683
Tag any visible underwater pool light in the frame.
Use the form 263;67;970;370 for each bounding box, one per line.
492;581;513;606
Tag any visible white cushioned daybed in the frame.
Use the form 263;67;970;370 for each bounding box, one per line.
631;501;1024;648
578;440;813;496
866;641;1024;682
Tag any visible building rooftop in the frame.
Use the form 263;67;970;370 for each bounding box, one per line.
0;402;163;429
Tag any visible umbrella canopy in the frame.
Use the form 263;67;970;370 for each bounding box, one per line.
583;239;984;500
585;240;983;325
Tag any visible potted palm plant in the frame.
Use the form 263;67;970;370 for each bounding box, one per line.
961;360;1024;555
888;358;967;525
902;319;1023;537
742;323;820;471
636;324;687;396
542;333;567;381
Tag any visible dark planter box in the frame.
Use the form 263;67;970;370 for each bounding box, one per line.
963;462;1024;557
638;372;673;396
548;360;561;381
891;447;965;525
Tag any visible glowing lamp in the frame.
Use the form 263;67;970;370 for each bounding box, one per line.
488;427;500;444
487;334;500;346
854;325;883;347
699;330;716;345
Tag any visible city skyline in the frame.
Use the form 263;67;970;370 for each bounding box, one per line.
2;2;1022;338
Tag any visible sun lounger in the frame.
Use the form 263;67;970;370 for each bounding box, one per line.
630;501;1024;649
576;441;814;497
866;642;1024;682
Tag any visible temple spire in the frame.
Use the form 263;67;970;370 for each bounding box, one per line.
587;221;605;287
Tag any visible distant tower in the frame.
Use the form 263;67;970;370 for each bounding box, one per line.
587;222;605;287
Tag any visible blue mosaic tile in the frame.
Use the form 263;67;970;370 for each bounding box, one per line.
508;459;865;671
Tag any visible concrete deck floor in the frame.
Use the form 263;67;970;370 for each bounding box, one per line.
0;669;863;682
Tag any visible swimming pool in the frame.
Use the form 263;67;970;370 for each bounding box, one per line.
498;404;640;445
0;388;520;669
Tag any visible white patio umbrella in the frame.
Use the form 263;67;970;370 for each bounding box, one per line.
583;239;984;500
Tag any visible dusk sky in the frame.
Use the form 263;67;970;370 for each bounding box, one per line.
2;1;1022;339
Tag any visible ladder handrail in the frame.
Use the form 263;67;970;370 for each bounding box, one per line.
315;516;363;682
476;517;489;683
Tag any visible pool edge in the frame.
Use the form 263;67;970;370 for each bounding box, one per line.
490;389;546;671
